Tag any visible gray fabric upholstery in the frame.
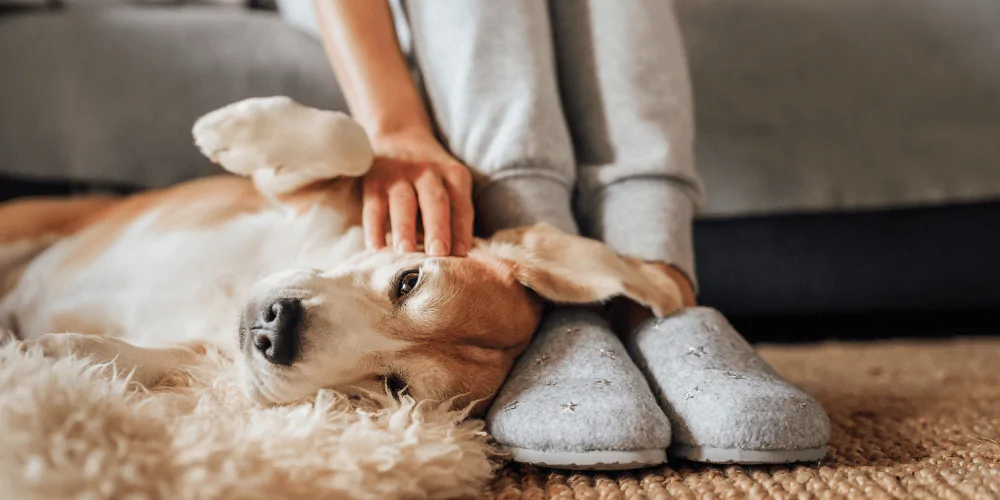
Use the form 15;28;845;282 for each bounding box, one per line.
0;6;346;188
3;1;999;215
679;0;1000;217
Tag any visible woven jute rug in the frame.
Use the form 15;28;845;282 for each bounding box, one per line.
484;338;1000;499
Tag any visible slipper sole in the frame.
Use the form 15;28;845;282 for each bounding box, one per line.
507;447;667;470
670;444;827;464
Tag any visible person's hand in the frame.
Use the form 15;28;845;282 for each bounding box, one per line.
362;129;474;256
612;263;696;335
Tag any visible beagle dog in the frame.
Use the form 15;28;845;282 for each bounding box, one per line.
0;97;681;413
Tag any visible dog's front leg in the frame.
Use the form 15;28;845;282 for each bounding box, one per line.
192;96;374;199
20;334;207;388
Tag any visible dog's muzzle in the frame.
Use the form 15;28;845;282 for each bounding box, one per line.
244;298;303;366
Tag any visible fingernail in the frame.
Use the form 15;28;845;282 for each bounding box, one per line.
396;240;415;254
454;243;467;256
428;240;448;256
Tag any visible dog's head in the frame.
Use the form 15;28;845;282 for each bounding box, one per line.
238;223;682;413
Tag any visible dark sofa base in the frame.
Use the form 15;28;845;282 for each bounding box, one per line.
695;202;1000;316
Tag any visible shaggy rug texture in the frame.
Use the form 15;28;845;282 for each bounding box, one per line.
0;344;496;499
3;338;998;499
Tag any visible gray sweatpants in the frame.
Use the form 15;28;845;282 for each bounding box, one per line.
396;0;704;284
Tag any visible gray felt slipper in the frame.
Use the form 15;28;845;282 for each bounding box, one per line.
487;308;671;470
625;307;830;464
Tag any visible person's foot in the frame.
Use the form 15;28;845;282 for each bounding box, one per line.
625;307;830;464
487;308;671;470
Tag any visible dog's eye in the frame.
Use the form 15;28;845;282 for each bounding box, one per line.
395;269;421;297
382;374;408;394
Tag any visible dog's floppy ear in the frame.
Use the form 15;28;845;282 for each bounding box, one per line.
479;223;683;317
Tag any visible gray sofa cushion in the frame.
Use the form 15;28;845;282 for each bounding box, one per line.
0;6;346;188
679;0;1000;218
2;1;998;218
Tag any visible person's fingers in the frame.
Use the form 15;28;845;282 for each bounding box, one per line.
387;180;418;253
362;179;388;250
442;165;474;256
414;170;451;256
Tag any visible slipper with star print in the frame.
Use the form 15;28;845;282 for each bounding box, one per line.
626;307;830;464
486;308;672;470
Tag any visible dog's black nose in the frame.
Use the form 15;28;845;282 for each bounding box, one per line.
251;298;303;366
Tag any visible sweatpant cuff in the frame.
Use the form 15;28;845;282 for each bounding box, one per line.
580;179;698;290
475;176;579;237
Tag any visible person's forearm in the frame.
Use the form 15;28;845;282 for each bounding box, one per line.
314;0;433;141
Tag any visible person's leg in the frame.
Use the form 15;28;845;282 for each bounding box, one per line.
399;0;578;236
399;0;671;469
549;0;830;463
550;0;700;284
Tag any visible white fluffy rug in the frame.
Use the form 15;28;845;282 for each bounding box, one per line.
0;343;498;499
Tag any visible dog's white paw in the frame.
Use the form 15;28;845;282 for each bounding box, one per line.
192;96;374;196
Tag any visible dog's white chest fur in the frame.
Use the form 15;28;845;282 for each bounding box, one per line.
1;204;365;350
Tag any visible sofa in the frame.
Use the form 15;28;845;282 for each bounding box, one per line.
2;1;998;318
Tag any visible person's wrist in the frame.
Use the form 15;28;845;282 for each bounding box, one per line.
366;113;436;147
369;126;438;156
368;127;466;173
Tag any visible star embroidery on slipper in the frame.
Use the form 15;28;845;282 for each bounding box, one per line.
684;386;701;400
599;348;617;360
565;327;580;335
544;381;558;387
595;379;611;386
504;400;519;412
560;402;578;413
686;346;707;357
723;371;745;380
534;354;549;365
